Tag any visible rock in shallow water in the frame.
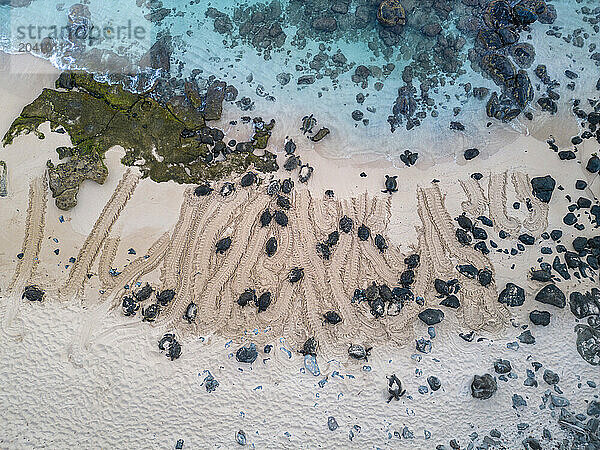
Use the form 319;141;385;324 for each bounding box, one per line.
471;373;497;399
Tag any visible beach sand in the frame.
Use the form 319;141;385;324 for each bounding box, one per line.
0;52;598;448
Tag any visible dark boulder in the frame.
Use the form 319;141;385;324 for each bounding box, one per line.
418;308;444;325
531;175;556;203
529;310;551;326
236;343;258;363
535;284;566;308
498;283;525;307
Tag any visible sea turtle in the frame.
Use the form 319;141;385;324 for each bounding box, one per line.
285;139;296;154
281;178;294;194
288;267;305;283
22;285;44;302
266;237;278;257
404;254;420;269
339;215;354;233
400;270;414;287
266;179;280;196
387;374;406;402
323;311;342;324
326;230;339;247
301;114;317;134
273;210;288;227
374;234;388;253
348;344;372;361
141;303;160;322
260;209;272;227
122;296;139;316
216;237;232;254
299;337;317;356
135;283;154;302
183;302;198;323
194;184;213;196
370;297;385;317
357;224;371;241
220;182;235;197
298;164;314;183
158;333;182;360
237;289;257;307
316;242;331;260
256;292;272;312
382;175;398;194
456;213;473;231
379;284;394;302
156;289;175;306
240;172;257;187
284;155;301;171
276;195;291;210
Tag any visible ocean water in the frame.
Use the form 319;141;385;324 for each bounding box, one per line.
0;0;598;164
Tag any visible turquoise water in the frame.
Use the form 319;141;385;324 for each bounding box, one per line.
0;0;598;163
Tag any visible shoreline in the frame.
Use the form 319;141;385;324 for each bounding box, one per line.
1;51;599;448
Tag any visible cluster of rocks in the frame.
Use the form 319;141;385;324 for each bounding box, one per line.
572;98;600;147
206;2;286;60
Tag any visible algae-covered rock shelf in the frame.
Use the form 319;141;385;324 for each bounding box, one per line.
2;72;278;209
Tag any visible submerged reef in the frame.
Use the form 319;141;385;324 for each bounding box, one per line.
2;72;278;209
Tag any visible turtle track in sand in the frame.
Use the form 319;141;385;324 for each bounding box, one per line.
33;171;526;353
488;172;521;235
417;184;508;332
512;171;548;237
98;236;120;289
8;173;47;293
61;169;139;299
460;178;488;217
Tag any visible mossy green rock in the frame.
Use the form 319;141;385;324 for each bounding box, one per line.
3;72;279;209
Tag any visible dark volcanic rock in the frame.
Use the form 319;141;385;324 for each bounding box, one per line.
535;284;566;308
471;374;497;399
529;310;551;326
498;283;525;307
494;359;512;374
531;175;556;203
312;17;337;32
464;148;480;160
236;343;258;363
418;308;444;325
587;156;600;173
